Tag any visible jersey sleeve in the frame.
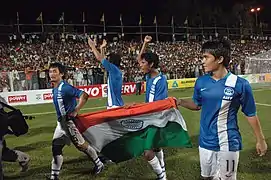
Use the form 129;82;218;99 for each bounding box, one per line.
102;59;119;73
63;84;83;98
240;80;256;117
193;79;202;106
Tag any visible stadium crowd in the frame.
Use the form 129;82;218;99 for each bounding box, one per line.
1;35;271;92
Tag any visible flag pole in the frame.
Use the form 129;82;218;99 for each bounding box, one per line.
103;14;106;33
120;14;124;36
62;12;65;33
41;12;44;33
83;12;86;34
139;14;143;42
154;16;158;42
16;12;20;33
171;16;175;42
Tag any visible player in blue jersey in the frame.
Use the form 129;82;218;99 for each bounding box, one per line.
47;63;104;180
87;37;124;109
137;35;168;180
87;37;124;163
176;39;267;180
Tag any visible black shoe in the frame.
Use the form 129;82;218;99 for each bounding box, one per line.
19;154;30;172
45;174;59;180
91;164;104;175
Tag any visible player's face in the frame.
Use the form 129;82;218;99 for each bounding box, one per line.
49;67;63;83
139;59;151;74
202;52;220;72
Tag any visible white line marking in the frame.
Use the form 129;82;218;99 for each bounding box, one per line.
24;91;271;116
24;96;192;116
255;103;271;107
24;106;106;116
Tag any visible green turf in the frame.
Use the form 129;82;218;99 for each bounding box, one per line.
3;88;271;180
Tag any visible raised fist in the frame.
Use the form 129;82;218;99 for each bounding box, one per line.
87;37;96;48
144;35;152;43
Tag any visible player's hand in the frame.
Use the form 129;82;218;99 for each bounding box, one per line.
144;35;152;43
124;102;136;109
100;39;107;48
69;111;78;118
256;139;267;156
87;37;96;48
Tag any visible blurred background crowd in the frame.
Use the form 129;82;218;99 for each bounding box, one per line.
1;35;271;92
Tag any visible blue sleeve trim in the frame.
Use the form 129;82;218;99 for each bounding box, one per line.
192;97;201;106
78;90;84;98
245;112;257;117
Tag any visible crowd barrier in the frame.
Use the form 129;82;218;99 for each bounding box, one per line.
166;73;271;90
1;73;270;106
0;82;145;106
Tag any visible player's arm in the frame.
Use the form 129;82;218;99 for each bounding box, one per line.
137;35;152;63
100;39;107;57
246;115;267;156
74;91;89;114
87;37;104;63
65;85;89;117
176;79;201;111
176;99;201;111
241;81;267;156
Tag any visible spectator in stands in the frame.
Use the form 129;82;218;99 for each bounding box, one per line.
24;66;34;90
1;36;271;91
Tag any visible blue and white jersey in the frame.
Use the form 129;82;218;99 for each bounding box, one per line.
52;81;83;120
145;73;168;103
193;72;256;152
101;59;124;108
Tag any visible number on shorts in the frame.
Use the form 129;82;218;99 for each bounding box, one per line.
226;160;235;172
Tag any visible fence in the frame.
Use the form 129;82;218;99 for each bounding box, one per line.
0;69;107;92
1;23;271;42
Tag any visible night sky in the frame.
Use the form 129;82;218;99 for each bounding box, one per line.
0;0;270;25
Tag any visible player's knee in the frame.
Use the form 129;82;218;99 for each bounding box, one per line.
143;150;155;161
52;139;65;156
75;141;88;152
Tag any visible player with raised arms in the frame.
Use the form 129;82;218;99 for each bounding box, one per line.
87;37;124;109
176;39;267;180
47;63;104;180
137;35;168;180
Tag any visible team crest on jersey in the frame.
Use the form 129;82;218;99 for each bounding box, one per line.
223;87;234;100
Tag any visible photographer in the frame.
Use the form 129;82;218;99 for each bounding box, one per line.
0;95;30;178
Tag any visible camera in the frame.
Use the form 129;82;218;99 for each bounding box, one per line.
0;101;33;137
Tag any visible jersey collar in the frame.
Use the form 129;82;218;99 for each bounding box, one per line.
208;71;231;82
147;72;162;79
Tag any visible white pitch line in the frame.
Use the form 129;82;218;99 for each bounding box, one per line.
255;102;271;107
23;92;271;116
24;96;192;116
24;106;106;116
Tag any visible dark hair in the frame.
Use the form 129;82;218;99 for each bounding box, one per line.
108;53;121;67
202;39;231;67
49;62;66;79
141;52;159;69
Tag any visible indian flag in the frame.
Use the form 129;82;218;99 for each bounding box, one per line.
76;97;192;163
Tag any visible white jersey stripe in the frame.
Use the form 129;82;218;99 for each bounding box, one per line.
107;78;113;107
217;73;238;151
57;82;66;116
225;74;238;87
148;76;162;102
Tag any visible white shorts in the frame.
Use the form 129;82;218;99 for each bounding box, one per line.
199;146;239;180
